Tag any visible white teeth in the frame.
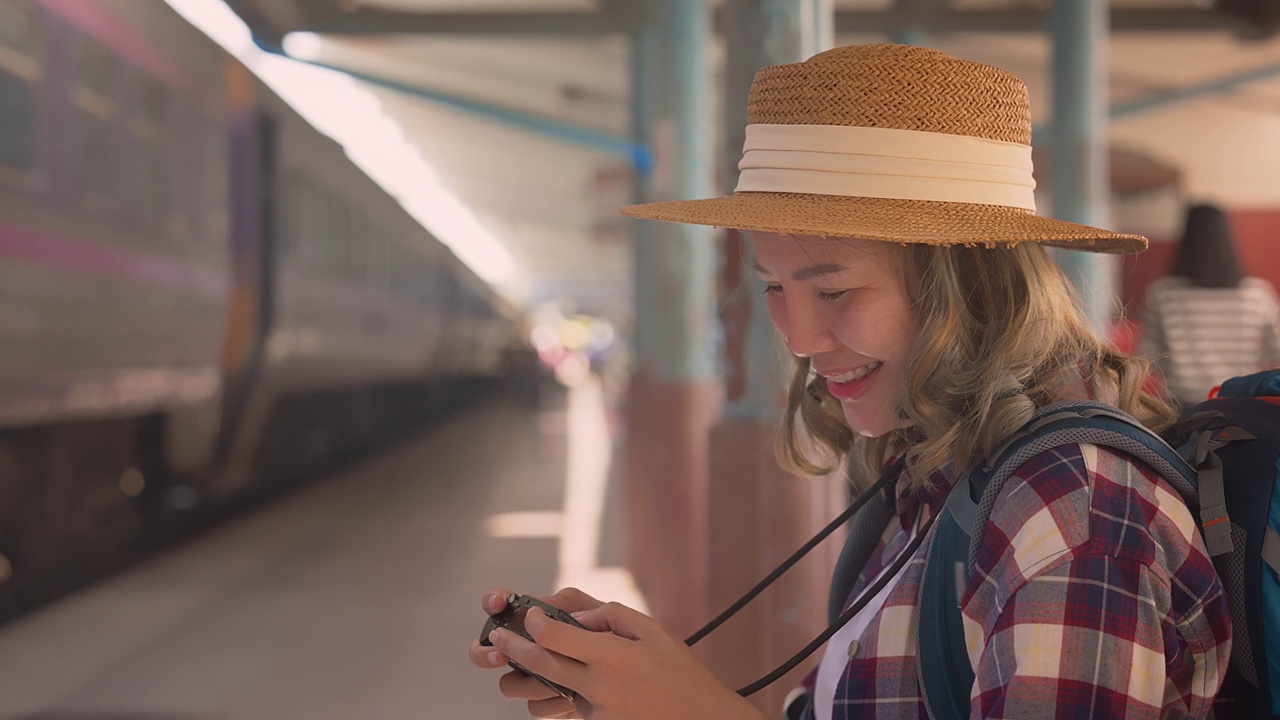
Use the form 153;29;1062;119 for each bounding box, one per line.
830;362;881;383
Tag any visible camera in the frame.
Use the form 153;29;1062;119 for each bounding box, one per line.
479;593;588;699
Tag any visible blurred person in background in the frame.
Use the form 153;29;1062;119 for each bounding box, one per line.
1138;203;1280;411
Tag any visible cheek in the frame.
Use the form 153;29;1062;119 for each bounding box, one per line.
764;294;787;336
884;323;914;365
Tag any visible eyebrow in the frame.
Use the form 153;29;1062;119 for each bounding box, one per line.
751;261;848;282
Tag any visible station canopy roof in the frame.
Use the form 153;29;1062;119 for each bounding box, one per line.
218;0;1280;322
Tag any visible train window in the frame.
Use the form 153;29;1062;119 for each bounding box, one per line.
71;39;118;209
315;184;341;276
0;1;40;174
131;75;170;230
278;172;302;260
351;212;372;284
419;254;434;301
314;186;333;272
369;229;388;289
350;210;369;284
330;194;350;280
297;178;323;270
199;119;228;252
300;178;319;263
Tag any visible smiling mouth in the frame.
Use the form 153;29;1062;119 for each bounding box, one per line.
827;362;882;383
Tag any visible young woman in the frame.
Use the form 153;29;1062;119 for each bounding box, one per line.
469;43;1231;720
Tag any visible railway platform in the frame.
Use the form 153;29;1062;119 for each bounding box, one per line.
0;379;639;719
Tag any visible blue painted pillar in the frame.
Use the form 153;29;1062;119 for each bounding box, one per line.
623;0;720;640
629;24;657;373
893;25;928;46
1049;0;1115;335
631;0;718;381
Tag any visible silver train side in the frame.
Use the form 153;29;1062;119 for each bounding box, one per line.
0;0;520;621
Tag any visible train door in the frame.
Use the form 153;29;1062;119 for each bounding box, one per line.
212;99;277;491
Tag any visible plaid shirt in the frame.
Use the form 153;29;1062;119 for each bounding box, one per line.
792;442;1232;719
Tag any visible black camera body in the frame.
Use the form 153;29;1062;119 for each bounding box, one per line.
479;593;588;699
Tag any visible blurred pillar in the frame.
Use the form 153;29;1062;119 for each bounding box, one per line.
624;0;720;638
891;0;929;46
893;25;928;46
710;1;840;714
1049;0;1115;335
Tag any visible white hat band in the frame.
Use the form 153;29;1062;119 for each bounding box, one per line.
734;124;1037;212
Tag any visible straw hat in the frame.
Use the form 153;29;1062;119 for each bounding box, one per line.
620;43;1147;254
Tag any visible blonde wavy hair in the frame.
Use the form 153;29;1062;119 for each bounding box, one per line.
776;242;1177;491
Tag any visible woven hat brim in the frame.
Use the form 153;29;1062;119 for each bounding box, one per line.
621;193;1147;254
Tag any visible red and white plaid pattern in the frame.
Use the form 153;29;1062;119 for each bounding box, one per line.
796;443;1232;719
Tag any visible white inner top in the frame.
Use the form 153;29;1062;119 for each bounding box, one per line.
815;514;921;720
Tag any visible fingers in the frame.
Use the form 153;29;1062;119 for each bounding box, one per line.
482;588;515;615
485;587;600;616
523;606;612;664
526;695;579;719
568;601;655;642
488;624;585;691
469;639;508;670
542;587;603;613
498;669;562;701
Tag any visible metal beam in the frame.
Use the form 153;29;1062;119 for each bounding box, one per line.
263;51;651;170
1030;58;1280;143
223;0;289;49
836;9;1244;35
1110;60;1280;119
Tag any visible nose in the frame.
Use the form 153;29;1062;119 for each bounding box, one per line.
776;297;840;358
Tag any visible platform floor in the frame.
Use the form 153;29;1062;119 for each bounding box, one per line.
0;379;641;719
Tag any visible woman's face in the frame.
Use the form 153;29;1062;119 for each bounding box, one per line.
753;232;917;438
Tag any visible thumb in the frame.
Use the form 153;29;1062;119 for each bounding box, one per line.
571;601;655;641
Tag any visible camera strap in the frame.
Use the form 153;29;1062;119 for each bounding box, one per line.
678;458;932;697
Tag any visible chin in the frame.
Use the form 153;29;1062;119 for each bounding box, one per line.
843;416;897;439
842;407;911;439
849;425;895;439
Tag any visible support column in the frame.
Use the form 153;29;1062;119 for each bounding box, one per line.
1049;0;1115;336
710;2;840;714
624;0;720;639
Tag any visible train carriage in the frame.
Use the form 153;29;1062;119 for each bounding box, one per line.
0;0;518;622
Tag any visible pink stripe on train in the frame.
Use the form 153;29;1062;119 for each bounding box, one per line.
0;219;229;297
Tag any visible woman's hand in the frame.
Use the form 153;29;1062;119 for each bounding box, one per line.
469;587;605;718
487;596;769;720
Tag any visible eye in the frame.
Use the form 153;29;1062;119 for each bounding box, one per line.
762;282;783;295
817;290;848;301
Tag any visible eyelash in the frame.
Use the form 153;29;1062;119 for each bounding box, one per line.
761;284;848;301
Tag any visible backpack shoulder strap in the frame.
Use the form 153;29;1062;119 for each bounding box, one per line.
918;401;1198;720
828;457;906;624
829;489;894;625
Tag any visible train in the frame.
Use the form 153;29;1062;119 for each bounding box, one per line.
0;0;522;621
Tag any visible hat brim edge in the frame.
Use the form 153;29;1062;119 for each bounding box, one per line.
619;195;1148;255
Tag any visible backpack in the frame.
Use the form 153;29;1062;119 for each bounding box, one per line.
917;369;1280;720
